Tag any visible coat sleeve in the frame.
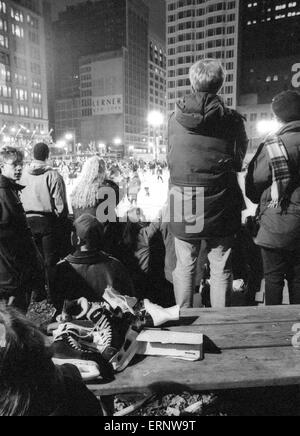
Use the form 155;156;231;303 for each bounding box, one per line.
245;143;272;204
49;172;69;218
112;259;135;297
234;116;249;172
140;221;161;245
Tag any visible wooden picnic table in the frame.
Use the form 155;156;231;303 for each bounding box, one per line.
88;305;300;397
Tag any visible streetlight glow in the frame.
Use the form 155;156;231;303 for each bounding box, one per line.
113;137;122;146
56;140;67;148
65;133;74;141
147;110;164;128
256;120;281;136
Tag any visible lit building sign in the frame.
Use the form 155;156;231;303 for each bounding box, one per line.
92;95;123;115
90;56;124;116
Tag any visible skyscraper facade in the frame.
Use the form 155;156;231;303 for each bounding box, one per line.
240;0;300;103
238;0;300;150
148;32;167;152
54;0;149;151
0;0;49;145
166;0;240;115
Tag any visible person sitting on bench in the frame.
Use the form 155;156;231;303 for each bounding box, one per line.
51;214;134;313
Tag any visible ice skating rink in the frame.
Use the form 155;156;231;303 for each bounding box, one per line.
66;169;257;222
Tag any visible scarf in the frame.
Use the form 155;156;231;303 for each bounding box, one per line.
265;134;291;209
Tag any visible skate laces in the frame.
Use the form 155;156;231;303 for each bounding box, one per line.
54;331;93;354
54;312;113;353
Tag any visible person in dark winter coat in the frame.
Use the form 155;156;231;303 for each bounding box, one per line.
168;59;248;308
246;90;300;305
0;147;43;311
118;207;175;307
20;143;69;295
52;214;134;312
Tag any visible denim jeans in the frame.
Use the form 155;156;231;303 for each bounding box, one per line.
261;247;300;305
173;236;234;308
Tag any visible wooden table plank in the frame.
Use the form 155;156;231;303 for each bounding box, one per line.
167;321;294;350
86;306;300;396
88;346;300;396
180;306;300;326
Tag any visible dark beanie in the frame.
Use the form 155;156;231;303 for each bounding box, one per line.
33;143;49;161
272;90;300;123
74;214;104;249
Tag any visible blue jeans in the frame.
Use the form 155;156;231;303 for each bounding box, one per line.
173;237;234;308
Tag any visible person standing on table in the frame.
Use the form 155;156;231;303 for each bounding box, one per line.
20;143;69;297
168;59;248;309
246;90;300;306
0;146;43;311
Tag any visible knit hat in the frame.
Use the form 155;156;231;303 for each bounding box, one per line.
33;143;49;161
74;214;104;249
272;90;300;123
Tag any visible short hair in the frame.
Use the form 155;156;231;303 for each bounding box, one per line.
272;90;300;123
33;142;49;161
73;214;104;250
189;59;226;94
0;146;24;167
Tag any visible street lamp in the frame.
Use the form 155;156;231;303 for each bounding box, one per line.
113;137;122;146
147;110;164;161
65;132;76;154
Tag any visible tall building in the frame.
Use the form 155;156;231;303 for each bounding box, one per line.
148;32;167;153
54;0;149;152
0;0;49;146
166;0;240;115
238;0;300;150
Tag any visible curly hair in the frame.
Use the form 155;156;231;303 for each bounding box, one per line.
70;156;107;209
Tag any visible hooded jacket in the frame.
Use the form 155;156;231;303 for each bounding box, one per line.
52;250;135;311
246;121;300;250
168;93;248;242
20;161;68;219
0;175;42;299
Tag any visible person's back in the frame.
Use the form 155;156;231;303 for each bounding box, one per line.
20;143;68;295
246;91;300;306
21;161;68;219
52;214;134;312
168;59;248;309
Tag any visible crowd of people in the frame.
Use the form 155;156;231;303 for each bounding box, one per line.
1;58;300;415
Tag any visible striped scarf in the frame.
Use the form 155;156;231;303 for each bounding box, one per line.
265;134;291;209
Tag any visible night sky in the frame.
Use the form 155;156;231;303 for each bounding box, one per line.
52;0;166;41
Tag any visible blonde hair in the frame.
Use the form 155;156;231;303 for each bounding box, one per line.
189;59;225;94
71;156;107;209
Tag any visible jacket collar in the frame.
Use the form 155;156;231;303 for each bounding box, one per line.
65;250;110;265
278;120;300;135
0;175;24;191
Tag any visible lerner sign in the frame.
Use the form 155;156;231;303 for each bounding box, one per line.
92;95;123;116
292;63;300;88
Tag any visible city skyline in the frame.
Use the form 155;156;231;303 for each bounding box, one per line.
51;0;166;40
